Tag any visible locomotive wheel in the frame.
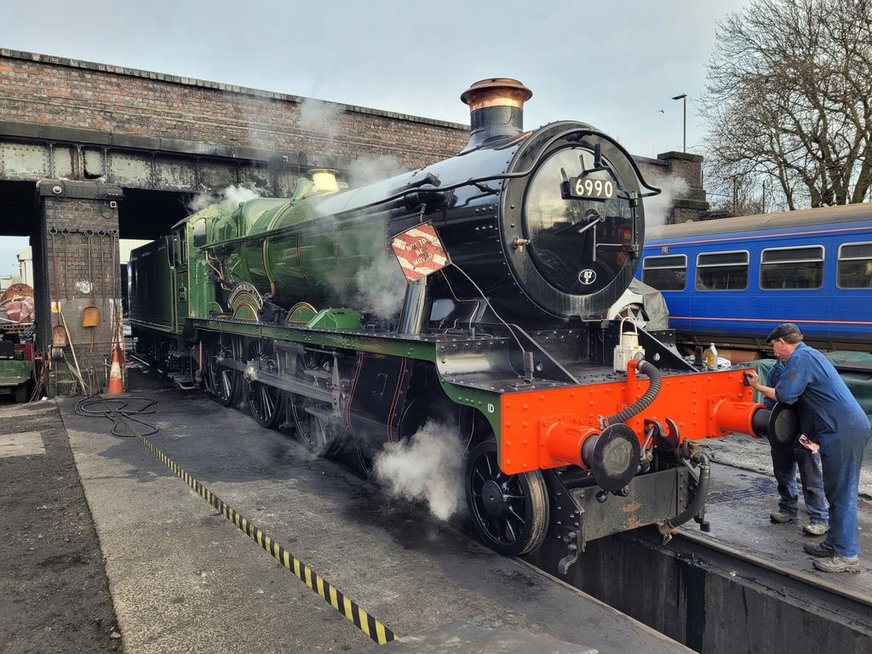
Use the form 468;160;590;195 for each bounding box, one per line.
287;350;341;455
288;393;339;455
204;335;242;407
353;440;377;479
246;341;283;429
249;382;283;428
465;439;549;556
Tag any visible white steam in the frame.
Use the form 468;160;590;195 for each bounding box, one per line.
351;259;407;318
187;184;262;213
298;98;344;141
346;156;407;187
644;175;690;227
374;421;465;520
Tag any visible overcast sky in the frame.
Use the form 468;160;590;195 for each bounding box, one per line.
0;0;754;276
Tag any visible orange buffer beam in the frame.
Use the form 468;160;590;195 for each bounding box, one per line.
500;367;762;475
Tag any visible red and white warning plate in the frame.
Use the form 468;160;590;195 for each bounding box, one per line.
390;222;450;282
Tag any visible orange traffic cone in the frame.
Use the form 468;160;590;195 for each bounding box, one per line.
107;345;124;396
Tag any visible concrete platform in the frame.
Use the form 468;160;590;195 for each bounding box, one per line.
56;369;688;654
9;364;869;653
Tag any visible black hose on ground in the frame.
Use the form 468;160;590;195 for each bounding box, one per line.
74;396;159;437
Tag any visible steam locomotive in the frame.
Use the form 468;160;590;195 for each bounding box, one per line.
130;79;791;572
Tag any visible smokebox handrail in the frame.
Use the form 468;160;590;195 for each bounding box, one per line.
341;127;663;217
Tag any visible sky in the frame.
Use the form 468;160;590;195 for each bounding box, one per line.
0;0;754;277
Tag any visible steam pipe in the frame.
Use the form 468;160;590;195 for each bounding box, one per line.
397;277;430;336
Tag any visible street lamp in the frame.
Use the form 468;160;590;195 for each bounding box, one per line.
672;94;687;152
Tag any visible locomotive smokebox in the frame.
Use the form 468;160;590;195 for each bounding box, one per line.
460;78;532;151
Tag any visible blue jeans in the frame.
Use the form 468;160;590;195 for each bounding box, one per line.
817;425;869;558
771;445;829;523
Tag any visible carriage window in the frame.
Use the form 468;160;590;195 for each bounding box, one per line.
641;254;686;291
760;246;824;290
837;242;872;288
696;251;748;290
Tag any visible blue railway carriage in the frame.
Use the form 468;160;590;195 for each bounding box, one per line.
639;204;872;352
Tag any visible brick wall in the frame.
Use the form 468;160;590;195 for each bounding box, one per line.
0;49;707;219
0;49;470;170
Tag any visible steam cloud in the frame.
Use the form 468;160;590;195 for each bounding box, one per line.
187;184;262;214
346;155;407;187
298;98;344;141
351;259;407;318
374;420;465;520
644;175;690;227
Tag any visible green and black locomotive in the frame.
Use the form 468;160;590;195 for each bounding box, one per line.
130;79;786;570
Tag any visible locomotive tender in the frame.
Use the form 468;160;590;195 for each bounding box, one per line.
130;79;788;571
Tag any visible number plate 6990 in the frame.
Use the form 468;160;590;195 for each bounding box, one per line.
563;177;615;200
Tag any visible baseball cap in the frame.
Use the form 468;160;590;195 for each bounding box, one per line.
766;323;802;342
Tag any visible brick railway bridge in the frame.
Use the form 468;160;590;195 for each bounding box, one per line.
0;48;707;395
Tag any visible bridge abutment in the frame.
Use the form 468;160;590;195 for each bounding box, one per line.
37;179;123;396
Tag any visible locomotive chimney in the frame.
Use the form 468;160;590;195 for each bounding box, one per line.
460;78;532;152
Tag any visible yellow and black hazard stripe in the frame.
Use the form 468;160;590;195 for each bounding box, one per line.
134;430;397;645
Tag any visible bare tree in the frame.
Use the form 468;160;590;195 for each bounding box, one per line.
702;0;872;211
704;171;771;215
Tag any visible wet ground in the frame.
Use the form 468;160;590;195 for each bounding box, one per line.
0;400;121;654
2;365;870;653
686;462;872;590
1;369;685;653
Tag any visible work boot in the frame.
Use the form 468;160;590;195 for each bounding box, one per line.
803;521;829;536
813;556;861;573
804;542;835;558
770;510;797;524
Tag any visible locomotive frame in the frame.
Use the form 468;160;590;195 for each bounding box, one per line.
130;79;788;571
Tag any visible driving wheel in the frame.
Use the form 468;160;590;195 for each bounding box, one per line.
246;340;283;428
203;334;242;407
287;350;341;455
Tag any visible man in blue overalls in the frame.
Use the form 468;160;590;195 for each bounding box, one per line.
745;323;870;573
763;359;829;535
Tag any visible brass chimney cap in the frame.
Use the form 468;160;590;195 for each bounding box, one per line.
460;78;533;111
